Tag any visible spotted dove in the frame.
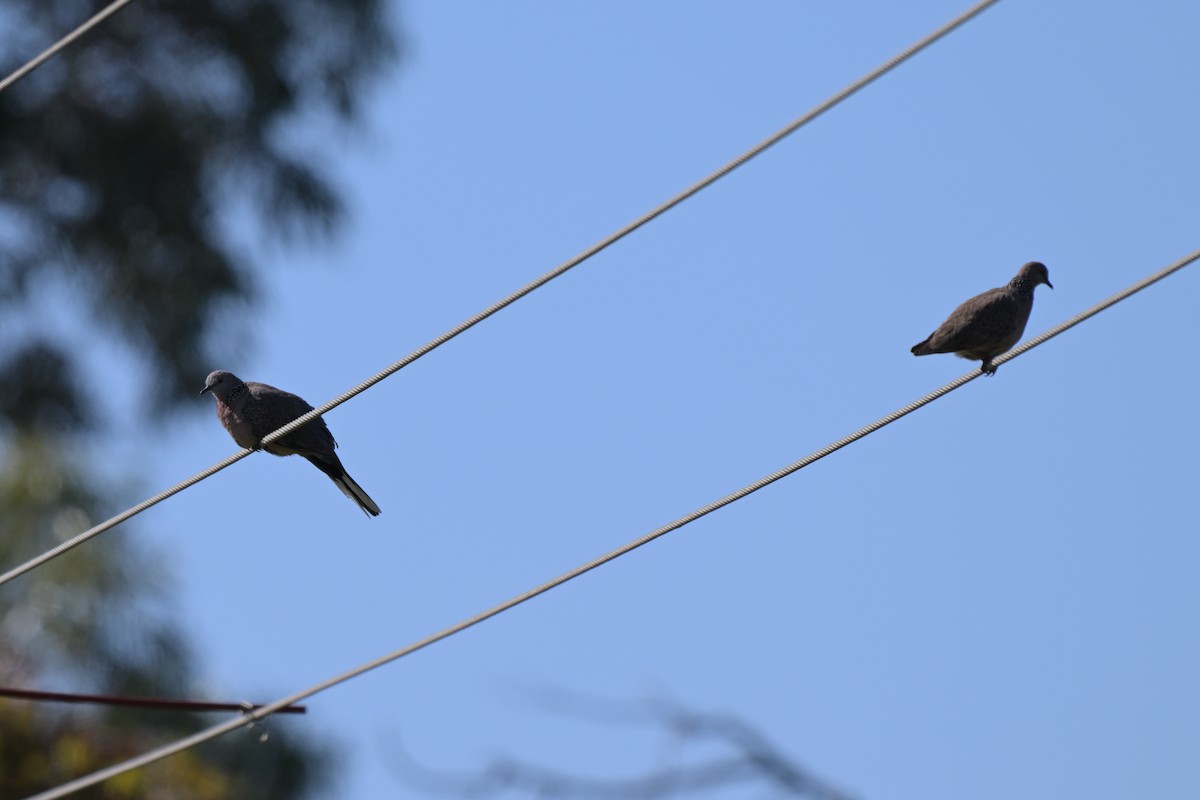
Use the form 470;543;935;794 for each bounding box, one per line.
911;261;1052;376
200;370;381;516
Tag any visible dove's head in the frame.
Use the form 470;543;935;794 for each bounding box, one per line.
1018;261;1053;290
200;370;243;400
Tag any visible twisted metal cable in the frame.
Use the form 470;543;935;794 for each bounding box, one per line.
0;451;253;588
0;0;1004;591
0;0;138;93
26;244;1199;800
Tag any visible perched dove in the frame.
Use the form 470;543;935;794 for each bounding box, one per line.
200;370;381;516
911;261;1052;376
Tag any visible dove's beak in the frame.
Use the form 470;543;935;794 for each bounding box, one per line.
199;385;211;396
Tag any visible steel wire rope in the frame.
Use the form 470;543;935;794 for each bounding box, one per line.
0;0;138;93
25;245;1200;800
0;0;1004;590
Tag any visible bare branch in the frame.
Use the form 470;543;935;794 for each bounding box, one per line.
386;692;858;800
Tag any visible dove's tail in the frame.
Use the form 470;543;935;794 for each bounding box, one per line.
306;455;382;517
911;339;933;356
332;473;382;517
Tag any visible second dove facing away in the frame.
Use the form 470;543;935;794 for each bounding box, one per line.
200;370;381;517
911;261;1052;376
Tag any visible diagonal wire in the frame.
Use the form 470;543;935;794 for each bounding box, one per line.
0;0;138;94
25;245;1200;800
0;0;1005;591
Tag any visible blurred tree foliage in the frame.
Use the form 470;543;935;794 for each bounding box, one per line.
0;0;396;795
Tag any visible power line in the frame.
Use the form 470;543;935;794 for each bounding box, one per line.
25;245;1200;800
0;0;138;94
0;686;305;715
0;0;1005;591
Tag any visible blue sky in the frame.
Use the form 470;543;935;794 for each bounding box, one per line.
67;1;1200;797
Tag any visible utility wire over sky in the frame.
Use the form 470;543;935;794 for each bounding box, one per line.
11;0;1198;796
0;0;1003;590
25;246;1200;799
